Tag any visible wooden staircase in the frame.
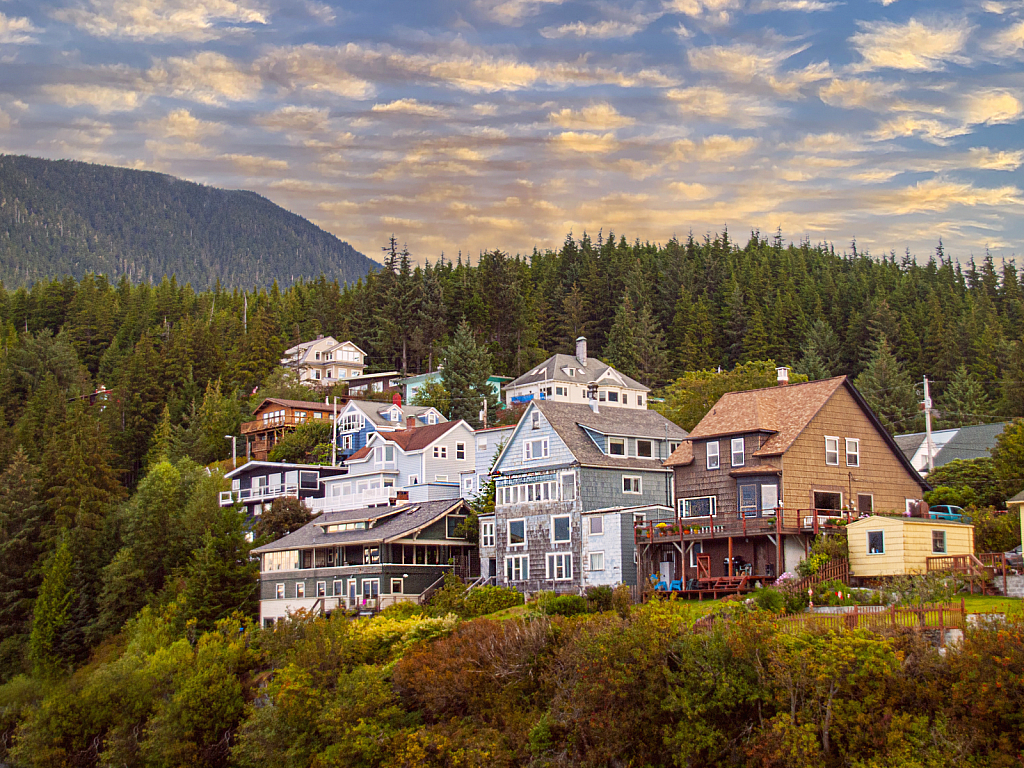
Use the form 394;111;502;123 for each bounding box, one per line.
926;554;1001;595
792;557;850;592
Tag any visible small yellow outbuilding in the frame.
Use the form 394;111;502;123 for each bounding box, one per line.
847;515;974;578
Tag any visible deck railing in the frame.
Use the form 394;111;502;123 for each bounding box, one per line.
634;508;854;544
219;483;300;507
310;487;394;513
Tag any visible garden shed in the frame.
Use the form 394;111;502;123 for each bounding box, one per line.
847;516;974;579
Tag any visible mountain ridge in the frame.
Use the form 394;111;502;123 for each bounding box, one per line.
0;154;377;288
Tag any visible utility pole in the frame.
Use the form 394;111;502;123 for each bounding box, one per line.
923;376;935;474
225;435;237;469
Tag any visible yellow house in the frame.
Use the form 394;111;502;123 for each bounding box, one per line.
1006;490;1024;551
847;516;974;578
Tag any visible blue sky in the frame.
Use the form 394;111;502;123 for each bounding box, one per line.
0;0;1021;264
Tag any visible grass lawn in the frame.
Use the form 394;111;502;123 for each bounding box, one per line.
961;595;1024;616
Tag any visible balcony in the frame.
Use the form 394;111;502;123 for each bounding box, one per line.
220;483;300;507
310;486;396;514
635;508;856;543
242;414;320;435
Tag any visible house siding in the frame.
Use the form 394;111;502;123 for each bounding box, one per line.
781;387;924;514
579;467;672;512
494;499;581;593
848;518;974;577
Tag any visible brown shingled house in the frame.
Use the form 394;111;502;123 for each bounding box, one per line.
638;374;929;592
243;397;350;461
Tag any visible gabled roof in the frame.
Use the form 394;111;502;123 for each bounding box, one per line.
252;397;339;414
252;499;469;553
376;420;464;452
506;353;649;392
523;400;686;470
933;422;1009;466
664;376;929;490
343;399;445;427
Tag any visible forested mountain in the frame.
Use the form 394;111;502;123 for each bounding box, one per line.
0;154;377;288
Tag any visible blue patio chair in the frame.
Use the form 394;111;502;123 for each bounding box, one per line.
669;580;683;591
655;580;669;591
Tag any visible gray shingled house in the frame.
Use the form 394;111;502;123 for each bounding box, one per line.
481;398;686;594
252;498;476;624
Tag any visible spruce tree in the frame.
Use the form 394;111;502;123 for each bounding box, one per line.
939;365;992;428
854;337;921;434
29;538;74;678
605;294;641;380
441;322;499;428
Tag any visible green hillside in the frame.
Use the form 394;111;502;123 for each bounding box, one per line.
0;154;377;288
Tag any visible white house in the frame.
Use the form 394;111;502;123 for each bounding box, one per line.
282;336;367;385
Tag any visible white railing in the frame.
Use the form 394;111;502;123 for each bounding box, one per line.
310;486;394;514
220;483;300;507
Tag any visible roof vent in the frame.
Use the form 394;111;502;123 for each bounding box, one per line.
777;367;789;386
576;336;588;365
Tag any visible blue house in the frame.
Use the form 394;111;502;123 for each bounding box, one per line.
481;399;686;592
334;399;446;461
396;371;512;406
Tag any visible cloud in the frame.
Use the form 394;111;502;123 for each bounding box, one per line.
52;0;266;41
850;17;972;71
143;109;225;141
673;134;760;161
257;105;331;133
149;52;262;104
669;181;712;199
475;0;565;24
665;0;743;26
371;99;448;117
960;89;1023;126
549;102;635;129
984;20;1024;57
752;0;841;10
540;16;656;39
686;42;831;96
0;110;11;131
42;83;146;113
551;131;620;153
667;86;782;126
872;178;1022;214
818;77;898;108
223;153;289;174
0;12;38;43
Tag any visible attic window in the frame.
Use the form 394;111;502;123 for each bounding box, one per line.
609;438;625;456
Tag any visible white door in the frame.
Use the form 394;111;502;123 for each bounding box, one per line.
659;561;673;585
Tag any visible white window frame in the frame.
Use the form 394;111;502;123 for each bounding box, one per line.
560;471;577;501
342;434;353;450
524;437;549;461
867;530;885;555
589;516;604;536
332;579;342;596
589;551;605;572
462;476;474;493
545;552;573;581
409;475;419;485
506;554;529;582
688;541;704;568
623;475;642;494
435;475;448;482
845;438;860;467
680;496;717;518
825;436;840;466
316;581;326;597
608;438;626;456
636;439;652;458
551;514;572;544
478;436;487;450
391;578;404;595
507;518;526;548
456;442;466;460
731;437;745;467
275;583;284;599
481;521;495;547
706;440;720;470
433;445;448;459
295;582;305;598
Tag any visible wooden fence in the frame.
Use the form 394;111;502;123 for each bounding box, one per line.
791;557;850;592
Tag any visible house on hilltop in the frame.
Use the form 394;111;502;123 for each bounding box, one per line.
502;337;649;409
646;372;930;590
282;335;367;385
243;397;348;461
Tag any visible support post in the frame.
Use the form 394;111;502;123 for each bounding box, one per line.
728;537;734;577
923;376;935;474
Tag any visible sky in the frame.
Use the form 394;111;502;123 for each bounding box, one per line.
0;0;1022;265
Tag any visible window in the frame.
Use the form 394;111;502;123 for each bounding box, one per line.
609;438;625;455
637;440;652;458
589;516;604;536
446;515;466;539
857;494;873;514
524;438;549;460
409;475;419;485
391;578;404;594
731;437;745;467
506;555;529;581
867;530;885;555
316;581;326;597
825;436;840;466
739;484;757;516
478;436;487;450
932;530;946;553
463;476;474;493
342;433;353;450
376;445;396;465
680;496;717;518
299;471;318;490
761;484;779;513
435;475;448;482
623;475;642;494
546;553;573;580
315;351;321;360
551;515;571;543
846;438;860;467
669;441;680;453
275;583;284;599
689;541;704;568
456;442;466;460
427;412;437;425
332;579;342;596
598;391;606;401
531;411;540;429
363;546;380;564
706;441;720;470
608;391;619;403
481;521;495;547
814;491;843;512
295;582;305;598
637;395;644;406
264;618;275;628
561;472;576;501
508;519;526;547
589;552;604;571
556;386;566;396
362;579;379;601
433;445;448;459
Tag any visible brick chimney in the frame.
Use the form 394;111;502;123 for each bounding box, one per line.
576;336;587;365
776;366;789;386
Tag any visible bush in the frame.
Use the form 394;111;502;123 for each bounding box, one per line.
462;586;523;617
379;601;426;620
542;595;588;617
796;552;830;578
751;587;786;614
612;585;633;620
585;585;614;612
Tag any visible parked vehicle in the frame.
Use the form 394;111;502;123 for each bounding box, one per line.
929;504;966;521
1005;544;1023;570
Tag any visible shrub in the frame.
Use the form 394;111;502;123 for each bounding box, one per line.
379;601;426;620
751;588;786;614
796;552;829;578
462;586;523;617
612;585;633;619
585;585;614;612
542;595;588;617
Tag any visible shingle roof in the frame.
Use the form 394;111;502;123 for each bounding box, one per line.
664;377;845;466
932;422;1009;466
347;400;445;427
253;397;338;414
532;400;686;470
252;498;469;553
507;354;649;392
380;420;462;451
347;446;372;461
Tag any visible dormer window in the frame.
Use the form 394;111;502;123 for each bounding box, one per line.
609;438;625;456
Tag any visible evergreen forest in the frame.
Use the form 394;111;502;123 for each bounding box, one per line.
1;229;1024;768
0;155;376;288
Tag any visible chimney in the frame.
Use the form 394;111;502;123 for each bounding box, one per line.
777;366;789;386
576;336;587;365
588;382;599;413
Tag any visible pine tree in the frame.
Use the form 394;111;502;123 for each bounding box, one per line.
854;337;921;434
28;538;74;678
939;365;992;427
441;322;499;428
605;294;641;380
798;319;842;380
